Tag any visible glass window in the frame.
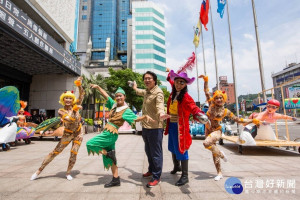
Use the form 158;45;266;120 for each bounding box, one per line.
135;44;165;54
83;0;88;2
136;53;166;63
136;34;165;45
82;15;87;20
135;25;165;36
82;5;87;10
136;63;166;71
135;8;164;19
135;17;164;28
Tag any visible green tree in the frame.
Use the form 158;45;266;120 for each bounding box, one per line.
104;67;145;111
81;75;93;119
82;74;107;120
162;87;170;104
91;74;107;120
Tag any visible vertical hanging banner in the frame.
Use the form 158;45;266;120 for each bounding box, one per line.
193;20;202;47
200;0;210;31
217;0;226;18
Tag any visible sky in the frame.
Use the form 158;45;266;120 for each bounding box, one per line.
151;0;300;103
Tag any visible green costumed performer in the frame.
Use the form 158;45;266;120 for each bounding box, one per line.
86;84;154;188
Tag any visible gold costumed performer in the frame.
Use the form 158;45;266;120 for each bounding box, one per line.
30;77;85;181
199;75;260;181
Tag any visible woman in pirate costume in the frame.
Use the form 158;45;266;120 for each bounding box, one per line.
31;77;85;181
86;84;154;188
199;75;260;181
165;70;208;186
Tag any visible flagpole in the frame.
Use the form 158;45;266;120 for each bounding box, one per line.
195;47;200;103
201;30;207;75
209;2;219;90
226;0;240;132
251;0;266;101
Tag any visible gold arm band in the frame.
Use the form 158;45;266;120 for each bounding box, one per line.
62;114;68;120
64;128;73;133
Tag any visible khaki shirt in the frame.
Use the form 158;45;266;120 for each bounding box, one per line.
136;85;165;129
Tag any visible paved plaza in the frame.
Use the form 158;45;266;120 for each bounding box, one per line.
0;132;300;200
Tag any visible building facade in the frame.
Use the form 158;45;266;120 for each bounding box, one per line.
77;0;144;77
213;76;236;105
271;63;300;113
131;1;166;84
0;0;82;117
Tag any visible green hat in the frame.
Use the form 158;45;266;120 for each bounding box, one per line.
115;87;126;95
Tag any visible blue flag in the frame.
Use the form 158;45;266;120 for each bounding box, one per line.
217;0;226;18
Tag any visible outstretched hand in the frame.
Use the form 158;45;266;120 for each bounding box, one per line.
90;84;98;89
198;75;208;82
160;113;170;120
145;115;155;123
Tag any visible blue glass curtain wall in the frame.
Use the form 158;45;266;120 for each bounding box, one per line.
91;0;117;60
91;0;131;64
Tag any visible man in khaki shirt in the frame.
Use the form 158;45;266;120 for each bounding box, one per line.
133;71;168;188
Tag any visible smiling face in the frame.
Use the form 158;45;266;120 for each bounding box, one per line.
174;78;187;92
64;96;74;106
266;104;278;114
143;74;155;90
115;93;126;107
214;95;225;106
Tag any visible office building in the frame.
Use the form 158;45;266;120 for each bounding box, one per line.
131;1;166;84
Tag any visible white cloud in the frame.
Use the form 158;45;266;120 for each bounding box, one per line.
243;33;255;41
152;0;300;101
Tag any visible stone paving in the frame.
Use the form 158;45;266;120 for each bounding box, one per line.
0;133;300;200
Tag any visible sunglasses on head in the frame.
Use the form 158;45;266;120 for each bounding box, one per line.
267;105;278;109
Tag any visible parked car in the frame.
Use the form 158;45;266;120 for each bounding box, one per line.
190;121;227;138
190;122;205;137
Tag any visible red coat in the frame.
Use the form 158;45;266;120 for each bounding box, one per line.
164;93;201;154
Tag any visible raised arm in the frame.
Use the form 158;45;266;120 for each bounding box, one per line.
132;81;146;96
90;84;109;100
166;68;174;86
199;75;211;103
74;77;85;105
